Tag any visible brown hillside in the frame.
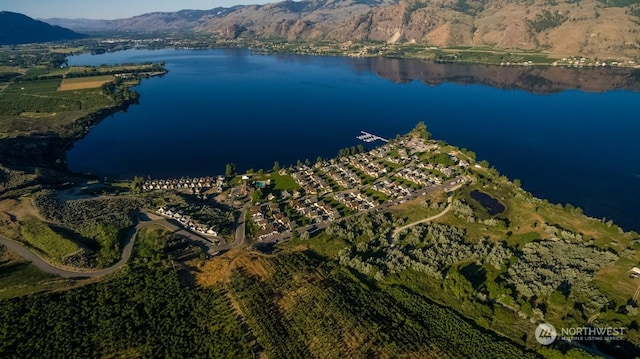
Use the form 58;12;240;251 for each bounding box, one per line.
196;0;640;59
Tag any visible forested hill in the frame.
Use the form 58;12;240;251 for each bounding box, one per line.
0;12;84;45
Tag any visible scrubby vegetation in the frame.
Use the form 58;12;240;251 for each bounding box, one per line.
228;251;539;358
33;192;142;267
282;150;640;356
529;9;569;32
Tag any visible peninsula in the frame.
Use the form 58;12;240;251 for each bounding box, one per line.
1;120;639;357
0;43;639;358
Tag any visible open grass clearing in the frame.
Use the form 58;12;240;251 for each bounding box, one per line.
388;192;446;223
270;172;300;191
19;216;82;262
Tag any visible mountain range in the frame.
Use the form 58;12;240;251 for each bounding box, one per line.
43;0;640;59
0;11;84;45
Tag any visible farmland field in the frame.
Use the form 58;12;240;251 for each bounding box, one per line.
58;75;114;91
0;77;113;134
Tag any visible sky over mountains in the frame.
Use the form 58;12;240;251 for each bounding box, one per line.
1;0;269;20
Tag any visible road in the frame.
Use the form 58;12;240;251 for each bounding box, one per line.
0;226;137;279
0;207;249;279
213;207;246;251
1;173;457;278
391;191;455;240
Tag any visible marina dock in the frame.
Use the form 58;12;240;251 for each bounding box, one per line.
356;131;389;143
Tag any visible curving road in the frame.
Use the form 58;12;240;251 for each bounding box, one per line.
391;193;454;240
0;207;248;279
390;182;464;241
0;226;137;279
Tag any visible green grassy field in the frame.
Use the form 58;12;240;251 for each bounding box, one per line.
19;217;81;262
270;172;300;191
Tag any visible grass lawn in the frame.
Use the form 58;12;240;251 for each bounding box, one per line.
271;172;301;191
364;188;389;203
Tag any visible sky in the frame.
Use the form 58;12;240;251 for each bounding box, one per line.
0;0;271;20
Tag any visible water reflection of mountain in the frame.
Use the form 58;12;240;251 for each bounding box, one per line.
349;57;640;94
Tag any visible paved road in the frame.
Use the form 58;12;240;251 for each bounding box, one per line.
211;207;246;252
0;226;137;279
391;192;455;240
0;207;249;278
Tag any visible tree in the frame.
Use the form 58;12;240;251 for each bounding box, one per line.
413;121;432;140
466;150;476;161
273;161;280;172
251;189;263;204
225;163;237;178
131;176;144;193
316;156;323;164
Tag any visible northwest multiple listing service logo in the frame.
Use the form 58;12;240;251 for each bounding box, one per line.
535;323;626;345
535;323;557;345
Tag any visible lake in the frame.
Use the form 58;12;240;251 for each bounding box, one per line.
67;49;640;231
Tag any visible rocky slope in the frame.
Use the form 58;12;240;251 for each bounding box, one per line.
44;0;640;59
327;0;640;59
196;0;640;59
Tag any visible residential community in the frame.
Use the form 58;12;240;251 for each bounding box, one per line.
141;132;473;244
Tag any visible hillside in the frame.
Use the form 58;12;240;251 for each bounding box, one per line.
0;12;84;45
43;7;243;34
197;0;640;59
42;0;640;59
327;0;640;59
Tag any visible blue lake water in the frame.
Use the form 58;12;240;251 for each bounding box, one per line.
67;49;640;231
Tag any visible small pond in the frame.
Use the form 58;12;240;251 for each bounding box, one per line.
470;190;506;216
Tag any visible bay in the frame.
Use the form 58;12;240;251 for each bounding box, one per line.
67;49;640;231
